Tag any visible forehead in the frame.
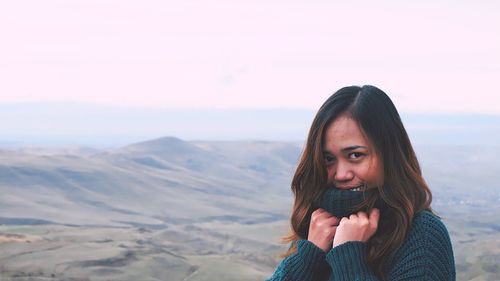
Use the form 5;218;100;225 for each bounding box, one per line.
324;115;370;149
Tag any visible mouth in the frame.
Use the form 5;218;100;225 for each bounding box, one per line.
335;185;364;192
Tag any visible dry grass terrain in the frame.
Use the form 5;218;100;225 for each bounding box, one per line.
0;139;499;280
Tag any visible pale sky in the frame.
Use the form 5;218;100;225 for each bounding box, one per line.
1;1;499;113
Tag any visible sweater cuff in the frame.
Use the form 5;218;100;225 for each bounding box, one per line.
294;240;328;272
326;241;372;280
265;240;328;281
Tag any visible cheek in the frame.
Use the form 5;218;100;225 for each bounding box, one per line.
326;166;335;183
360;158;384;185
377;165;385;185
357;166;373;181
370;159;384;185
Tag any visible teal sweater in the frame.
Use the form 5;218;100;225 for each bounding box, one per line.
265;210;456;281
267;188;455;281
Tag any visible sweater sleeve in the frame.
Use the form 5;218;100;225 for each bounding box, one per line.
324;211;456;281
325;241;378;280
265;239;330;281
386;212;456;281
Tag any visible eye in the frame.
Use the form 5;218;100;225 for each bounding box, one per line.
324;155;336;164
348;152;364;159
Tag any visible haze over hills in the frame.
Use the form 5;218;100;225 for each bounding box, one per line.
0;137;299;227
0;137;499;280
1;103;499;146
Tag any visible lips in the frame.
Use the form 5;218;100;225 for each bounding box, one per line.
335;185;364;192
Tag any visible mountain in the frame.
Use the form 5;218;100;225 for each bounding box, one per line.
1;103;499;146
0;138;499;281
0;137;300;227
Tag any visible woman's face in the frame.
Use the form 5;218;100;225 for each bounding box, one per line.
323;114;384;191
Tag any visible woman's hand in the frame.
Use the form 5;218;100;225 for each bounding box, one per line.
307;208;340;252
332;208;380;248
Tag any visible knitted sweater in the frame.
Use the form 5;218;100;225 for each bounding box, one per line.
265;189;456;281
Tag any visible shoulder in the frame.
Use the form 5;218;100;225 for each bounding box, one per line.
392;210;455;263
389;210;456;280
408;211;455;267
403;210;453;250
411;210;451;239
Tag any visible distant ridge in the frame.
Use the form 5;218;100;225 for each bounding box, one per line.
0;137;299;226
122;136;204;155
1;103;499;147
117;136;221;172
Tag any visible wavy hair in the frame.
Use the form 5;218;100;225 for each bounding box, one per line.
282;85;433;280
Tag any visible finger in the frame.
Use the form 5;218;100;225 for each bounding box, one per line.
339;217;349;225
349;213;358;220
326;216;340;226
332;216;341;224
369;208;380;229
328;225;338;239
313;208;325;215
311;209;325;219
315;209;337;220
357;211;368;220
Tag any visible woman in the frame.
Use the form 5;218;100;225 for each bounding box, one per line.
266;85;455;281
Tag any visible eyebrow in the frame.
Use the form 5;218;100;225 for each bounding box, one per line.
323;145;367;154
342;145;367;152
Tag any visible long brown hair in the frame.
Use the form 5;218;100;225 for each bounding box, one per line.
282;85;433;280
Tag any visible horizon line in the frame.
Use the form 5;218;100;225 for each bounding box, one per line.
0;101;499;115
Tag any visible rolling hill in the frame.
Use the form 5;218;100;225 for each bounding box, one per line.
0;138;499;280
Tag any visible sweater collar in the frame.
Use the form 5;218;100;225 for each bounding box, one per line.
313;187;388;218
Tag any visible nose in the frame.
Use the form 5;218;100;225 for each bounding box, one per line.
333;161;354;182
